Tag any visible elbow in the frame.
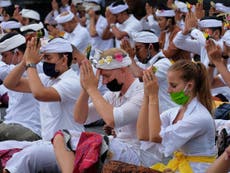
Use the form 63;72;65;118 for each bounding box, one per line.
74;115;86;124
105;119;115;128
137;133;149;141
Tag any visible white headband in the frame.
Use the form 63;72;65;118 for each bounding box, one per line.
83;2;101;11
91;50;131;70
0;34;25;53
215;3;230;13
1;21;21;30
0;0;12;7
55;11;74;24
174;1;188;13
199;19;222;28
20;22;44;32
109;3;129;14
133;31;158;43
20;9;40;21
156;9;175;17
40;38;73;53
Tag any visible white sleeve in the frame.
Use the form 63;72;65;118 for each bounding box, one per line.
173;31;202;55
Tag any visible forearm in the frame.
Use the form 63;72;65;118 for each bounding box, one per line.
87;87;114;127
148;95;162;143
215;61;230;87
101;25;114;40
74;90;90;124
3;61;29;92
111;26;127;40
89;19;97;37
136;95;149;140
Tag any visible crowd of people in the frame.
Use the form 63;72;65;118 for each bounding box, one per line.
0;0;229;172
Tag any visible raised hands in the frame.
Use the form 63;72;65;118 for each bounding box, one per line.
80;60;99;92
183;11;198;35
195;2;205;20
105;8;116;25
24;37;43;65
205;39;222;64
120;39;135;59
143;67;159;97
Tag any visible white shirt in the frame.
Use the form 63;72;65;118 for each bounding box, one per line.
160;97;216;172
136;51;177;113
64;23;91;53
89;15;113;55
115;14;142;48
173;31;223;67
0;61;41;136
39;69;84;140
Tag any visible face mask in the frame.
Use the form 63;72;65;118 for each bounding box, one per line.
43;62;60;78
106;79;123;92
170;85;190;105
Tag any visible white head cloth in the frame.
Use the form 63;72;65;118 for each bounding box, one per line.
84;0;101;4
0;34;25;53
109;2;129;14
1;21;21;30
199;19;222;28
72;0;83;6
20;9;40;21
133;31;158;43
215;3;230;13
222;30;230;47
0;0;11;7
40;38;72;53
156;9;175;17
92;49;131;70
83;2;101;11
20;22;44;32
55;11;74;24
174;1;188;13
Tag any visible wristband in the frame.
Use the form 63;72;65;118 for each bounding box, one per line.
208;63;215;68
26;63;36;70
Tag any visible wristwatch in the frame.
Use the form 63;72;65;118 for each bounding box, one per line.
26;63;36;70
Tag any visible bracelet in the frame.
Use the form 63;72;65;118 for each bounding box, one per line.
26;63;36;70
110;23;116;29
208;63;215;68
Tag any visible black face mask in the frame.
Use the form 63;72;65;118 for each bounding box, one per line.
43;62;60;78
106;79;123;92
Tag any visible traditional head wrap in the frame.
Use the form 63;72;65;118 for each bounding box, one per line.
222;30;230;47
40;38;73;53
0;34;25;53
20;9;40;21
108;2;129;14
133;31;158;43
190;28;206;45
1;21;21;30
72;0;83;6
20;22;44;32
91;48;131;70
174;1;188;13
0;0;11;7
155;9;175;17
55;11;74;24
215;3;230;13
199;19;222;28
83;2;101;11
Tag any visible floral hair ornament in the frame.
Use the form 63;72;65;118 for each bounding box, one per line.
91;49;132;70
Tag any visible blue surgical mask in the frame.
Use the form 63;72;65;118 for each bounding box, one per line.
43;62;60;78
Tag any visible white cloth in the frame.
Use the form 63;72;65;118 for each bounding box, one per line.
156;9;175;17
222;30;230;47
20;9;40;21
64;23;91;53
160;97;216;172
133;30;158;43
20;22;44;32
139;15;161;37
0;34;25;53
55;11;74;24
87;15;113;55
109;3;129;14
83;79;162;166
199;19;222;28
0;61;41;136
39;69;84;140
0;0;11;7
136;51;177;113
1;21;21;30
115;14;142;48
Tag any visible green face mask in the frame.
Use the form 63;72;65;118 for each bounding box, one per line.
170;90;190;105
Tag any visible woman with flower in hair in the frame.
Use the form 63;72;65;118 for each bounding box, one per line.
137;60;216;173
52;48;162;173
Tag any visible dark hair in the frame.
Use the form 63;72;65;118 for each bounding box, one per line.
169;60;213;114
2;5;15;18
58;52;73;67
0;33;26;52
200;16;222;35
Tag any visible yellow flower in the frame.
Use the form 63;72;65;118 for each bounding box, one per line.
105;56;113;64
98;58;105;65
